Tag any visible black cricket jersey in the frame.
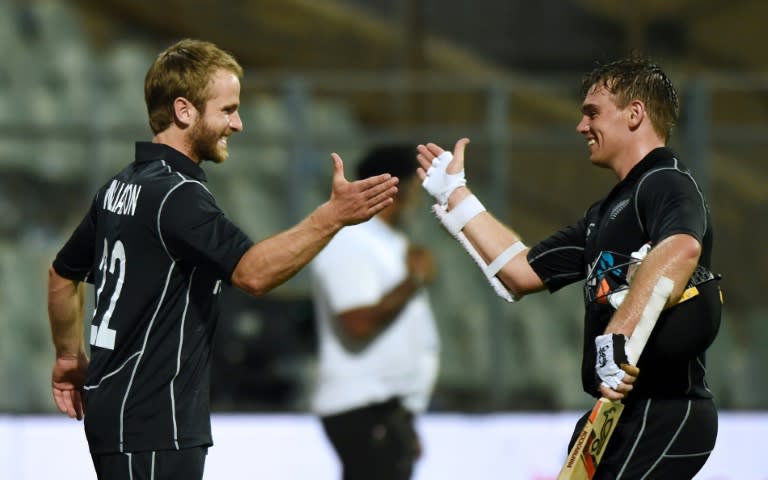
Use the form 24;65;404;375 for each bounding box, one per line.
527;147;721;400
53;142;254;454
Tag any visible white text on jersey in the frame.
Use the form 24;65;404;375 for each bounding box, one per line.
103;180;142;216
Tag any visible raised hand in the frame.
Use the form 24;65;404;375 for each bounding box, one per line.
328;152;399;226
416;138;470;205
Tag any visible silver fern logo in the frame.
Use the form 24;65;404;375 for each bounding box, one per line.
609;199;630;220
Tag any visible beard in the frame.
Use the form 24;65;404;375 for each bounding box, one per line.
190;118;229;164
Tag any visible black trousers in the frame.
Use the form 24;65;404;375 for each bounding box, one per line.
569;397;717;479
321;398;420;480
90;446;207;480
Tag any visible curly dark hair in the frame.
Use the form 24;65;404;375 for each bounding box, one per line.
580;57;679;142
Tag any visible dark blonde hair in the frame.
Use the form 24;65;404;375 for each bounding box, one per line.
580;57;679;142
144;39;243;134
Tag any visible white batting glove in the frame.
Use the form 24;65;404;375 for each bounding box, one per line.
595;333;630;390
422;151;466;206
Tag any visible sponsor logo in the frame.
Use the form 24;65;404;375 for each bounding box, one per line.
566;430;588;468
588;405;619;458
597;344;609;368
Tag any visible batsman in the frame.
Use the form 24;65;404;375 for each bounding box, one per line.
416;57;722;479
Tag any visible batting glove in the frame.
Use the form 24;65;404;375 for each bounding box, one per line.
595;333;630;390
422;151;466;206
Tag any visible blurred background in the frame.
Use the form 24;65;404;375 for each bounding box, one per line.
1;0;766;417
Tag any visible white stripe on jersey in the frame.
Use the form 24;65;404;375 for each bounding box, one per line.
633;159;708;236
117;261;176;452
83;351;141;390
169;268;196;449
157;174;213;261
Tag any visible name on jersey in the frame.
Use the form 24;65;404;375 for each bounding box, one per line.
103;179;142;216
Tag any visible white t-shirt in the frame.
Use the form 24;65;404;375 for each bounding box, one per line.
309;217;440;416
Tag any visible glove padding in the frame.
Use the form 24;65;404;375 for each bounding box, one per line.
595;333;631;390
421;151;466;206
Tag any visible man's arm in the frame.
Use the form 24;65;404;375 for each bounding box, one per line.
232;153;398;296
337;245;435;346
48;266;88;420
595;234;699;400
337;277;422;349
604;233;700;337
416;138;545;299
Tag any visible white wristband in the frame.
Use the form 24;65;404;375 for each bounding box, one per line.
440;195;486;235
484;241;526;278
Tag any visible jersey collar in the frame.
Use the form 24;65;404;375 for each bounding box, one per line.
623;146;676;183
134;142;208;182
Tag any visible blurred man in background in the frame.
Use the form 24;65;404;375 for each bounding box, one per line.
309;145;440;480
417;57;721;478
46;38;398;480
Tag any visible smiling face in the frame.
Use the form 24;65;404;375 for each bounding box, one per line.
188;69;243;163
576;83;633;172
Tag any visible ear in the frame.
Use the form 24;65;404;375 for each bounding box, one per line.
173;97;197;127
627;99;645;130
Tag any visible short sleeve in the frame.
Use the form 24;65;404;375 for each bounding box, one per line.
53;201;97;283
636;169;708;244
159;181;253;282
527;217;588;292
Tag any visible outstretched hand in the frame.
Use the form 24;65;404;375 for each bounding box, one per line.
416;138;469;178
328;153;399;226
51;352;88;420
416;138;470;205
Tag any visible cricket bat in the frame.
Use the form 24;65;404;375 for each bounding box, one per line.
557;276;675;480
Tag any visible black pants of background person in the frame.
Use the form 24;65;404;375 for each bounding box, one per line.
568;397;717;479
321;397;420;480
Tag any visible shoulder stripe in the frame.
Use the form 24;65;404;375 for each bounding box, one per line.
633;160;708;236
157;178;213;261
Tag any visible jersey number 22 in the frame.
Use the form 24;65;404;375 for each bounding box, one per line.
90;238;125;350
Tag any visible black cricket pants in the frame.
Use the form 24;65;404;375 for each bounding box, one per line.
568;396;717;479
321;397;420;480
90;446;207;480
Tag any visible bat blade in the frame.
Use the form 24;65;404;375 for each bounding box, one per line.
557;276;674;479
557;397;624;480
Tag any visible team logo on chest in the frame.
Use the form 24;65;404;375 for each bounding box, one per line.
608;198;630;220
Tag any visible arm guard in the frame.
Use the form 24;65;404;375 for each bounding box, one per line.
433;202;516;302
